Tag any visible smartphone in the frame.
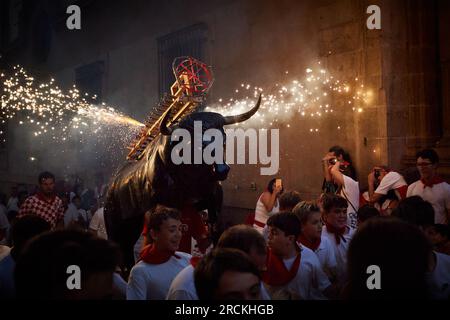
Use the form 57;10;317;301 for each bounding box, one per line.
275;178;282;188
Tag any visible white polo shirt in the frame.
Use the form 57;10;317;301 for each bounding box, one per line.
321;225;355;284
407;180;450;224
297;237;337;280
127;251;191;300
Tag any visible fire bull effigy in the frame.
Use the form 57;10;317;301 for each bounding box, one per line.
104;57;261;267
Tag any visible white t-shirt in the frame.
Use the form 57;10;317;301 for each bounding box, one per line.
298;236;337;280
341;175;360;229
167;264;272;300
89;207;108;240
407;180;450;224
427;251;450;300
113;272;127;298
127;251;191;300
321;225;355;284
375;171;407;195
269;246;331;300
166;264;198;300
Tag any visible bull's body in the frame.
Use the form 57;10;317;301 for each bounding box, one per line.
104;96;261;269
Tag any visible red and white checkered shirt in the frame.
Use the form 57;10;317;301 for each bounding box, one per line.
18;193;64;229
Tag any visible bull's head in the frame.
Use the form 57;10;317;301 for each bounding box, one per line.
158;95;261;199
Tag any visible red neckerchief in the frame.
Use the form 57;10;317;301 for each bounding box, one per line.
190;256;201;267
262;247;301;286
421;175;445;188
36;191;56;203
298;234;321;251
395;185;408;199
139;244;180;264
325;222;347;245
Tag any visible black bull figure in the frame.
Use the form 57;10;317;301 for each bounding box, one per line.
104;95;261;268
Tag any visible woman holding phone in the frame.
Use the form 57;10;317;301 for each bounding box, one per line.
253;178;283;234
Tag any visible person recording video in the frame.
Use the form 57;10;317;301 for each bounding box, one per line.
253;178;283;234
366;166;408;215
322;147;359;229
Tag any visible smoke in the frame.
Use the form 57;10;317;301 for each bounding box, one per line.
0;66;142;185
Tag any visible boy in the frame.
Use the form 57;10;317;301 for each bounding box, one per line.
127;206;191;300
167;224;270;300
293;201;337;281
194;248;262;300
356;204;379;226
15;229;120;299
321;193;355;284
394;198;450;299
407;148;450;224
264;212;332;299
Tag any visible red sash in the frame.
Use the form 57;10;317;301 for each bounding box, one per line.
253;219;266;228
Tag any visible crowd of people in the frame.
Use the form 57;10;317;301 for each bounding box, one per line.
0;147;449;300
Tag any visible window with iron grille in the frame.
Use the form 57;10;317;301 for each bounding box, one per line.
157;23;208;96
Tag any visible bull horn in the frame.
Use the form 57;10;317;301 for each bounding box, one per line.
223;94;262;125
159;109;173;135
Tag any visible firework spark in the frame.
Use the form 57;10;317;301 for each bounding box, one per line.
0;65;143;142
0;66;145;168
205;62;372;132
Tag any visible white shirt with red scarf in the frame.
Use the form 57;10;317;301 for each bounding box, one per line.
264;246;331;300
298;236;338;280
407;178;450;224
321;225;355;284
